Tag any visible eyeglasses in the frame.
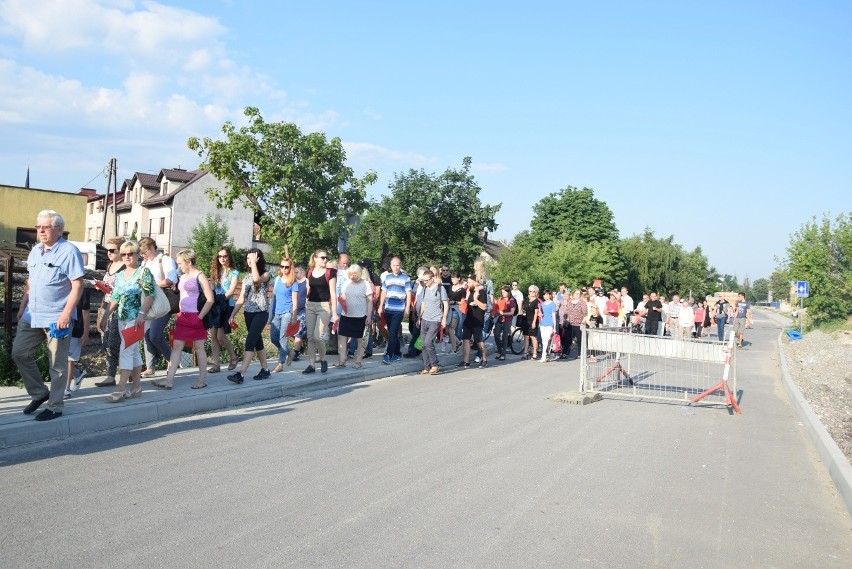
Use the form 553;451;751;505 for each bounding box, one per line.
106;249;117;253
217;254;228;259
280;264;290;269
120;252;135;258
35;225;57;232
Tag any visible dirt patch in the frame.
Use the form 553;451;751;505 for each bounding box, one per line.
783;329;852;465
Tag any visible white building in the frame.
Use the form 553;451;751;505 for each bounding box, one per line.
84;168;255;253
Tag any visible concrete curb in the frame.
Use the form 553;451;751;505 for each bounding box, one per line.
0;346;495;450
763;309;852;515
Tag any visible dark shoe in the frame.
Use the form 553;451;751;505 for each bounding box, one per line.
94;379;116;387
457;362;470;368
253;368;271;380
292;353;301;362
23;395;49;415
480;360;488;368
303;365;316;374
34;408;62;421
227;372;244;384
363;353;373;358
320;360;328;373
403;353;416;359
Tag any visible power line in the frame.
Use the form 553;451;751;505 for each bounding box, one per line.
79;164;110;190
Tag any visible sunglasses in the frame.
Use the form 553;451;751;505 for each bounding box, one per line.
106;249;117;253
120;252;135;257
217;254;228;259
280;264;290;268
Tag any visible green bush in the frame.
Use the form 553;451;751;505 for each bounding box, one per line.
0;332;52;387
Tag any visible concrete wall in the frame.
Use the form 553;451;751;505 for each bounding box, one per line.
0;185;88;243
170;174;255;252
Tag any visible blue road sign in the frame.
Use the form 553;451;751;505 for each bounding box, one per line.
796;280;810;298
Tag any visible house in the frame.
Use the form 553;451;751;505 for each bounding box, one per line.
85;168;255;253
0;184;88;245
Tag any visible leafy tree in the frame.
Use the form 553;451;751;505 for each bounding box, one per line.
347;158;500;272
528;186;620;248
188;107;377;261
491;238;625;293
620;229;716;298
785;213;852;323
769;270;791;304
718;274;740;293
186;214;233;274
749;278;769;302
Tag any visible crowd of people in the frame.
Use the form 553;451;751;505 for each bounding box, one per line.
11;209;752;421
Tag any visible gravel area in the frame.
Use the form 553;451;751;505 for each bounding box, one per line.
783;328;852;465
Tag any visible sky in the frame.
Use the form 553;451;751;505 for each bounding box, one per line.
1;0;850;281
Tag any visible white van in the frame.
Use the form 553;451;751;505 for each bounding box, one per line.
69;241;97;271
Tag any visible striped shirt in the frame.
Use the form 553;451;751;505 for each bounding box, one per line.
381;270;411;312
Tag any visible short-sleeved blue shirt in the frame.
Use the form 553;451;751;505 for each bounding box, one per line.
26;237;85;328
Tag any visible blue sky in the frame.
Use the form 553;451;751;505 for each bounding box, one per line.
1;1;849;281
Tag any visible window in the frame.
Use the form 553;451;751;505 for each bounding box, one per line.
161;181;168;195
123;221;128;236
149;219;155;235
160;217;165;234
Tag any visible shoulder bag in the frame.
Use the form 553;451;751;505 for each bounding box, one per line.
137;269;170;321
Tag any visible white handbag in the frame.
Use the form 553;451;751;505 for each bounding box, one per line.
137;269;171;320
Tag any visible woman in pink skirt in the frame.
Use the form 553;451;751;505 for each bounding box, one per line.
153;249;214;390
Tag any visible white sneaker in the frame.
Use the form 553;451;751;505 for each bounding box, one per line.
70;368;87;391
475;356;481;363
63;389;72;399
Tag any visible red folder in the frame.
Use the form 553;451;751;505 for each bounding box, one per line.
121;323;144;346
285;321;300;337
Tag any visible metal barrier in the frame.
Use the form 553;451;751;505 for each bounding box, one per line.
579;328;739;412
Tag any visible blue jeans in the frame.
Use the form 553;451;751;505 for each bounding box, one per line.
269;312;293;363
715;317;726;341
144;313;172;370
384;310;404;357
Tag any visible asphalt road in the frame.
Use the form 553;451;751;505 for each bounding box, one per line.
2;312;850;568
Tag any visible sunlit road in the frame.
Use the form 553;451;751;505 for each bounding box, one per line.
2;314;850;568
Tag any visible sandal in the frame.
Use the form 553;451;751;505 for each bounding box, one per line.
140;370;155;377
105;391;128;403
191;382;207;389
151;380;173;390
353;362;362;369
129;385;143;398
333;361;347;368
207;366;221;373
228;359;238;371
272;363;285;373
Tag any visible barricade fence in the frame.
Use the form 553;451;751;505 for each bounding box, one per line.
579;328;739;412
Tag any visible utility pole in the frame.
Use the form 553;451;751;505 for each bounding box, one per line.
98;159;118;245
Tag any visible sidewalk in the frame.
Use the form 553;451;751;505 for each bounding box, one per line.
0;344;476;450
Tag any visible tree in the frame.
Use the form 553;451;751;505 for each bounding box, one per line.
768;270;791;304
186;214;233;273
347;158;500;272
749;278;769;303
620;229;717;298
528;186;620;248
188;107;376;262
784;213;852;323
491;237;625;293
